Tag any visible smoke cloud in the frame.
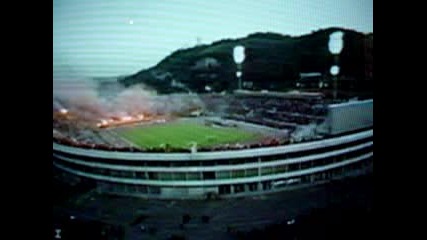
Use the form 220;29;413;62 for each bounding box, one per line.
53;75;205;124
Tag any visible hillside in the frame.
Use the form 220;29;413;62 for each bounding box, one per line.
119;27;373;94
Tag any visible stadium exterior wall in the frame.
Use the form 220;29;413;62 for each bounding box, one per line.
317;99;373;136
53;129;373;199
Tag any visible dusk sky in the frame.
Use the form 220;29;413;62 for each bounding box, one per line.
53;0;373;78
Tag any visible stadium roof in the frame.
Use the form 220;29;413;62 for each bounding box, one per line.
234;90;324;100
299;72;322;78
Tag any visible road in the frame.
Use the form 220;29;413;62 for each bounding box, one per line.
53;173;373;239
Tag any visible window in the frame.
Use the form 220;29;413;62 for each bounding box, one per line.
300;161;311;170
261;167;274;175
245;168;258;177
159;172;173;181
216;171;230;179
135;172;147;179
245;158;258;164
203;171;215;180
148;186;160;195
187;172;201;180
314;173;323;181
332;168;341;177
127;185;137;193
219;185;231;194
93;168;106;175
234;184;245;193
248;183;258;191
173;172;186;180
275;165;288;173
324;157;334;165
231;170;245;178
136;185;148;194
201;161;216;166
301;175;311;183
288;163;299;171
148;172;158;180
229;159;246;165
325;170;333;179
119;171;133;178
262;181;272;190
312;159;323;167
171;162;191;167
109;170;121;177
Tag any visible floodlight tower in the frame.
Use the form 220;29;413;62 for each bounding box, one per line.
328;31;344;100
233;45;245;90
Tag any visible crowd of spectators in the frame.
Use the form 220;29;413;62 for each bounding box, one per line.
53;94;327;153
53;133;288;153
223;95;327;130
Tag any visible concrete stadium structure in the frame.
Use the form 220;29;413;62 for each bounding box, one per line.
53;98;373;199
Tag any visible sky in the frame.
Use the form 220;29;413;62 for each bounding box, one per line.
53;0;373;78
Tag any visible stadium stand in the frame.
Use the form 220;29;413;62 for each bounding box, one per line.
53;92;332;152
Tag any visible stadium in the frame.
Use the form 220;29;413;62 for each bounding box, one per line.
52;89;373;200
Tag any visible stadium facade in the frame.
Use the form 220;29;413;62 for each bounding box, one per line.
52;97;373;199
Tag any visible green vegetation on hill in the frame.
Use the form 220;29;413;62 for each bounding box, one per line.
119;27;373;94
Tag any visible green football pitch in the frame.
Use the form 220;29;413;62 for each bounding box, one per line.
115;121;261;149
